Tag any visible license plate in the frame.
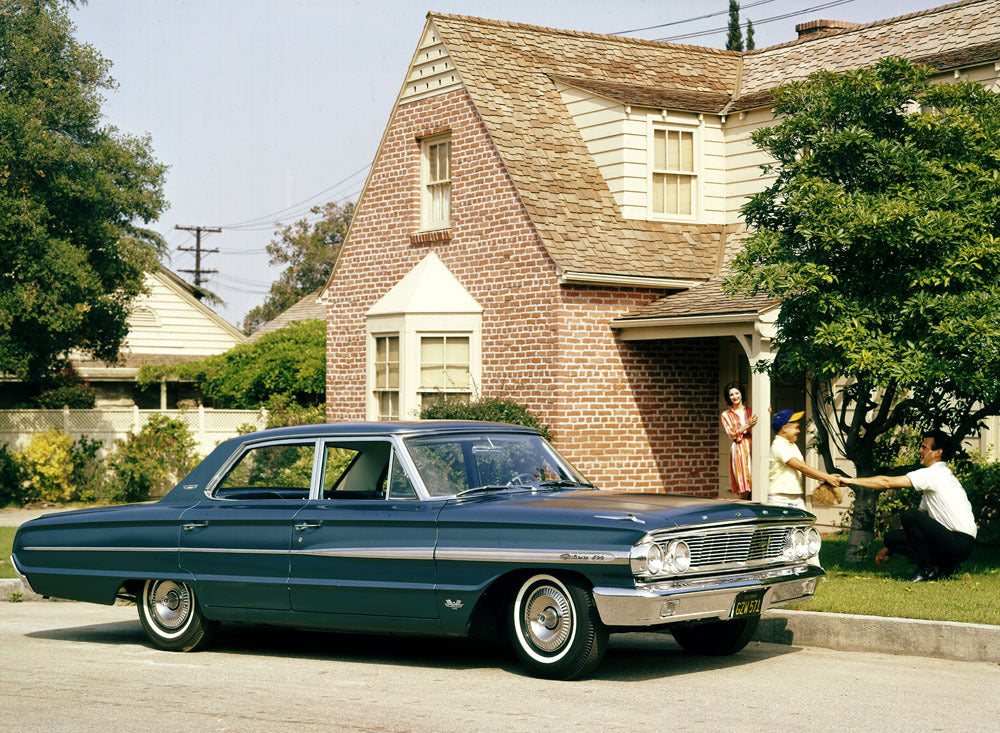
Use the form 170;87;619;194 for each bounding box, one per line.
730;588;766;619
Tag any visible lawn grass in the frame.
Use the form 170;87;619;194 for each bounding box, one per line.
789;534;1000;625
0;526;17;579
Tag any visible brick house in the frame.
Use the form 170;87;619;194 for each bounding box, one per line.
325;0;1000;500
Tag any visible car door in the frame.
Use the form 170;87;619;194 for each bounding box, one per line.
178;439;317;610
288;438;441;623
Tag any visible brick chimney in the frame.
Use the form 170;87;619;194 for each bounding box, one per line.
794;19;861;38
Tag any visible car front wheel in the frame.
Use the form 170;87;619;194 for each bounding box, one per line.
138;579;218;652
508;573;608;680
670;616;760;656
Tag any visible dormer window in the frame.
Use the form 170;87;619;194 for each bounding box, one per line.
651;127;696;217
421;134;451;229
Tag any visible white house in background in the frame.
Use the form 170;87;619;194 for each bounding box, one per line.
0;266;245;410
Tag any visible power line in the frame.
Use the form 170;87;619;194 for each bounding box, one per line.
655;0;857;42
614;0;779;35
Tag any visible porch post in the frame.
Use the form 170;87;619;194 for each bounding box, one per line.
735;327;774;504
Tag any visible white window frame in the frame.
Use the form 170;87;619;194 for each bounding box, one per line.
372;333;401;421
366;314;481;420
417;332;472;410
647;121;699;221
420;134;451;230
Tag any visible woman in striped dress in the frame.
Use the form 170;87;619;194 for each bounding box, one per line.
721;381;757;500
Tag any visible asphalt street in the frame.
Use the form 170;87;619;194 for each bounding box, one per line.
1;602;997;733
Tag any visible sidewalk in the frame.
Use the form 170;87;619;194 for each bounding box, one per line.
3;508;999;664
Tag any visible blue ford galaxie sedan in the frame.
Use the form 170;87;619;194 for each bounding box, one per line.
11;421;823;679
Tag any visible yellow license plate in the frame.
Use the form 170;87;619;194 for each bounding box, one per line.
730;589;765;619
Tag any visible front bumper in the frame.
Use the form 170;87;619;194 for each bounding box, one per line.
593;563;824;627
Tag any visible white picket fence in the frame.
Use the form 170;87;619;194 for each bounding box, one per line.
0;406;267;457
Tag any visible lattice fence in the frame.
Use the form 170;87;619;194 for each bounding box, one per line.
0;407;266;456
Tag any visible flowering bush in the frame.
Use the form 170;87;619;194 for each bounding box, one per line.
18;429;75;502
105;416;197;503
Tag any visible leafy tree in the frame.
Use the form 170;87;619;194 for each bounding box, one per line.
140;319;325;409
745;18;755;50
726;0;743;52
0;0;167;380
725;58;1000;561
242;200;354;334
420;397;552;440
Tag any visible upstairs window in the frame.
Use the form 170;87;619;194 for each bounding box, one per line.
418;334;470;409
373;335;400;420
421;135;451;229
651;128;695;217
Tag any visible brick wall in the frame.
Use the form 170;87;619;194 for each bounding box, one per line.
327;88;720;494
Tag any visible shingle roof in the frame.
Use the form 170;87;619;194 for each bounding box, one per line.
737;0;1000;106
429;13;739;281
616;277;777;321
247;289;326;342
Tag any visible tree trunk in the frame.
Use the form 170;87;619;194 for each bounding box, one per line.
844;486;878;563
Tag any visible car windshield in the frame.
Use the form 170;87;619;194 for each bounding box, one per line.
403;432;591;497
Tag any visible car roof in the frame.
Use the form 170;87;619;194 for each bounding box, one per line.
240;421;540;442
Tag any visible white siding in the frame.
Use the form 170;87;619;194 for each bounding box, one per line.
400;22;463;104
557;83;726;223
722;107;777;225
121;272;244;357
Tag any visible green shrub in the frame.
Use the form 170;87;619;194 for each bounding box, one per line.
18;429;75;502
32;381;97;409
105;416;197;503
0;446;25;507
70;436;107;503
420;397;551;440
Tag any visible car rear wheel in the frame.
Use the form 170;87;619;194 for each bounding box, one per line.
508;573;608;680
670;616;760;656
138;579;218;652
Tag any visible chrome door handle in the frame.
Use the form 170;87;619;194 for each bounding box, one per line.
182;522;208;531
294;521;321;532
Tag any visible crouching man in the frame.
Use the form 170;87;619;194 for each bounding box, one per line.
848;430;976;582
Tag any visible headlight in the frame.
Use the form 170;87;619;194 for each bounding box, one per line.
646;542;665;575
806;528;822;557
790;529;807;560
665;539;691;573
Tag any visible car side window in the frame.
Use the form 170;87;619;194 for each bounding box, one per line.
405;439;470;496
386;450;417;499
322;441;392;500
215;443;315;500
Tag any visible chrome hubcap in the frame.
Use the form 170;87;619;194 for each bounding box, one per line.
148;581;192;631
523;585;572;652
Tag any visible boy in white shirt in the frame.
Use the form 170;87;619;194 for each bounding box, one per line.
847;430;976;582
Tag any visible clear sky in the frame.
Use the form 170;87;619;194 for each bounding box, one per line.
68;0;949;327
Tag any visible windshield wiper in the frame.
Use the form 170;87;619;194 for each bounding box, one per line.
456;485;527;497
537;479;596;489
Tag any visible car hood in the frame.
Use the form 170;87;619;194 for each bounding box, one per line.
445;488;814;531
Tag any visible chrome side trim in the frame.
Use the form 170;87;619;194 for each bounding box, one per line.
22;546;177;553
435;548;629;564
291;547;435;560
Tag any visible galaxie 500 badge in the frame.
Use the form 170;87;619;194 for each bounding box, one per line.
560;552;616;563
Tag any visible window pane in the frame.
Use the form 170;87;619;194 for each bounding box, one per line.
654;129;666;170
428;145;438;181
387;337;398;362
421;365;445;390
680;132;694;171
406;438;471;495
668;130;679;169
666;174;678;213
388;454;416;499
375;363;387;389
387;362;399;389
422;336;444;363
652;173;664;214
446;366;470;389
679;175;692;215
323;446;359;493
439;142;450;180
217;443;315;497
446;337;469;364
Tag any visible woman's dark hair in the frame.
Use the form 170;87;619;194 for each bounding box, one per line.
924;429;955;461
723;381;746;407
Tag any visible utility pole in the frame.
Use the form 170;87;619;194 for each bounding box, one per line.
175;225;221;297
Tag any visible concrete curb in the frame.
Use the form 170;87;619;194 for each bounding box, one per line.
0;578;44;602
756;609;1000;664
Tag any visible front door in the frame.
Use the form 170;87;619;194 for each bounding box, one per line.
288;439;440;620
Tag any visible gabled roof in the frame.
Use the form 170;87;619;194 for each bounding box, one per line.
428;13;738;282
247;288;327;342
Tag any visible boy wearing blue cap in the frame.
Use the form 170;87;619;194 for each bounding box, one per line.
769;409;842;508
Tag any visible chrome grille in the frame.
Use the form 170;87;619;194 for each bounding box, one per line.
654;523;797;571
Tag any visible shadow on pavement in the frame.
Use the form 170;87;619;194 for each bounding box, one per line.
27;618;802;681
